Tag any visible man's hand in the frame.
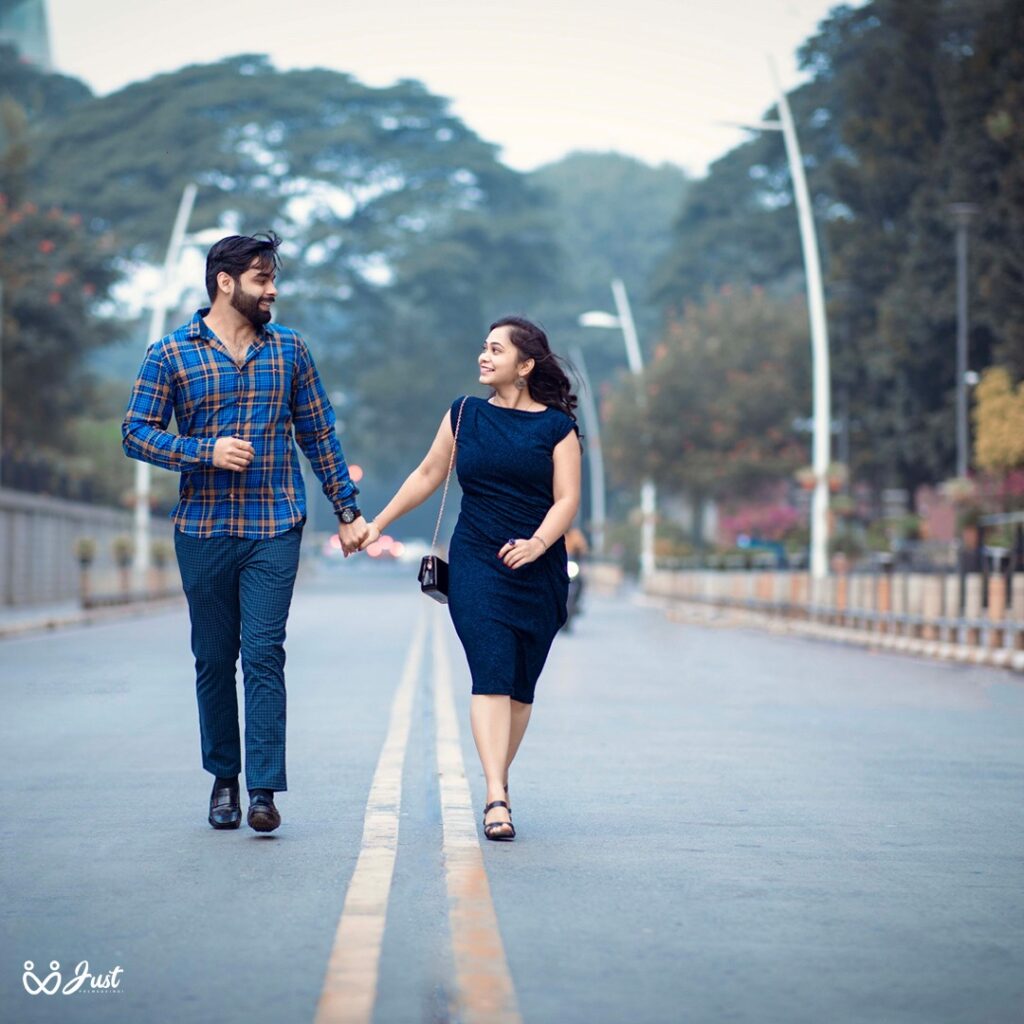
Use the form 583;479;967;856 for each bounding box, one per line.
359;522;382;551
213;436;255;472
338;516;370;557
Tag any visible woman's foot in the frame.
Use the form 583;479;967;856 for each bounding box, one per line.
483;800;515;841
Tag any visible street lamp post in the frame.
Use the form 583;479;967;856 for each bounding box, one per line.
568;345;606;556
728;58;833;579
579;278;657;580
132;183;198;591
948;203;978;480
0;278;4;489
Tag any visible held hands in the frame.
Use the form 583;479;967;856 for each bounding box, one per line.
213;436;255;472
498;536;546;570
358;522;382;552
338;516;370;557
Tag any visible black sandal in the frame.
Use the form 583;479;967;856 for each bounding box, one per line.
483;800;515;842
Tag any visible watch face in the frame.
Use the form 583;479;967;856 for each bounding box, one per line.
340;507;358;524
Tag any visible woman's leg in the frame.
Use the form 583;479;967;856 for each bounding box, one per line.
470;694;513;831
504;700;533;800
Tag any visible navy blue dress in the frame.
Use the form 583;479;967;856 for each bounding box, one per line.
447;396;578;704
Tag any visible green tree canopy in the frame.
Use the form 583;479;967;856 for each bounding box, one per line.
604;288;811;503
21;54;560;488
529;151;687;379
0;46;121;489
652;0;1024;497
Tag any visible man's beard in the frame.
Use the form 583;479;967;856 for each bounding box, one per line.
231;288;272;327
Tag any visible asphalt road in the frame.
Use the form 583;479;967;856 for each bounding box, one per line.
2;563;1022;1024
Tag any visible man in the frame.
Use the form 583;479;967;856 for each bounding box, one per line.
122;232;368;833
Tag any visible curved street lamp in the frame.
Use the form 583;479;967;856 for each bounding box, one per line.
579;278;657;581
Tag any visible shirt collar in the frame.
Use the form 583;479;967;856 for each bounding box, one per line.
188;308;272;351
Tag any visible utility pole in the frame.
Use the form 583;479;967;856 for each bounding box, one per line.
568;345;606;557
0;278;4;489
948;203;978;479
132;183;197;591
728;59;833;579
610;279;657;581
580;279;657;579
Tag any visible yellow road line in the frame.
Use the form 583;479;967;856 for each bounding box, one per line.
314;610;427;1024
432;609;523;1024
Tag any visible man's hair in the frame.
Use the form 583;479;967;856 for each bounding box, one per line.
205;232;282;303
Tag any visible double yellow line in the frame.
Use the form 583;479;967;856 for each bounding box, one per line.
314;607;521;1024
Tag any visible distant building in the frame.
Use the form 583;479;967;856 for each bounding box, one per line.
0;0;52;71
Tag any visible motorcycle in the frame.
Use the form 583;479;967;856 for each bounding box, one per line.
563;558;584;632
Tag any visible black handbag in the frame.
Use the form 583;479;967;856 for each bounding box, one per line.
419;396;467;603
417;554;449;602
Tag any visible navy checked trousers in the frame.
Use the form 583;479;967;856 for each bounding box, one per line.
173;524;303;792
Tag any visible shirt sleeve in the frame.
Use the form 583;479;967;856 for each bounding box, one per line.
291;335;359;514
121;345;216;471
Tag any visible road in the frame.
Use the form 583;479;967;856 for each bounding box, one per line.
2;565;1023;1024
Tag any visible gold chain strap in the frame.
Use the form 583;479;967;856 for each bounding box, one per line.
431;396;468;552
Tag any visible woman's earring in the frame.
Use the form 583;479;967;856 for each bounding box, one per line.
515;376;527;391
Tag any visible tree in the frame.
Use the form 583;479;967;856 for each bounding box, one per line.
603;288;811;519
24;55;560;486
973;367;1024;474
0;193;122;483
0;49;121;491
651;0;1024;500
529;151;688;376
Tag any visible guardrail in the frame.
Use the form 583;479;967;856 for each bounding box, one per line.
0;487;178;607
645;566;1024;668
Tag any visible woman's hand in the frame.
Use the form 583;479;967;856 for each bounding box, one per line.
359;522;382;551
498;537;546;569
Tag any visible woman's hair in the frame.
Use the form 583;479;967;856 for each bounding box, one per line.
489;316;580;425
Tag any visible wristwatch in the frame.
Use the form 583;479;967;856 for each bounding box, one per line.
336;505;362;525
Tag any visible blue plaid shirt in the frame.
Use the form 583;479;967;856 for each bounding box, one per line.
122;308;359;538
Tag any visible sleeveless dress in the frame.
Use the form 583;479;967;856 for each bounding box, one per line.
447;396;579;704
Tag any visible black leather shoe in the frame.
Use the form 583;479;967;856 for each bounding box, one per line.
247;793;281;833
208;779;241;830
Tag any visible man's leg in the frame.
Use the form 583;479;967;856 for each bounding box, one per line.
173;530;242;780
238;524;302;794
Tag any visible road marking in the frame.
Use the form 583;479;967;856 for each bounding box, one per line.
432;609;523;1024
314;609;427;1024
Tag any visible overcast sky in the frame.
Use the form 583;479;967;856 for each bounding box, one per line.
47;0;848;176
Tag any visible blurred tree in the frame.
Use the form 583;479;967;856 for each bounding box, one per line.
529;152;687;377
0;41;89;123
0;41;91;203
24;54;558;482
973;367;1024;474
651;0;1024;501
0;48;122;492
0;193;121;477
603;288;810;533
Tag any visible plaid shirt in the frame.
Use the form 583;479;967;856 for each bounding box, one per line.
122;308;359;538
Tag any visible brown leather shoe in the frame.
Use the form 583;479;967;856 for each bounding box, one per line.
208;779;241;830
247;793;281;833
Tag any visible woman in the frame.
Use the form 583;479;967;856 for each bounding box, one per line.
362;316;581;841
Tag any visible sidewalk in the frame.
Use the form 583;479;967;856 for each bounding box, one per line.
0;594;185;640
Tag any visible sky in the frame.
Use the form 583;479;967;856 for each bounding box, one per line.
46;0;849;177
